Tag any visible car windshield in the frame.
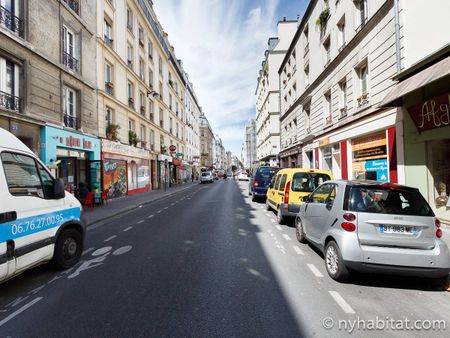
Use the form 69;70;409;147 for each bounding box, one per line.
201;172;210;177
291;173;331;192
256;167;279;179
348;186;434;216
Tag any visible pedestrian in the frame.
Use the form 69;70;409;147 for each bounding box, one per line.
78;182;89;204
191;173;194;183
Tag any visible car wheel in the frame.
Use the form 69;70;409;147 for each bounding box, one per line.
251;193;257;202
265;199;271;211
324;241;350;282
53;228;83;269
277;207;286;225
295;217;307;243
429;276;449;289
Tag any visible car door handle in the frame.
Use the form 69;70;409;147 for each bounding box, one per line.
0;211;17;224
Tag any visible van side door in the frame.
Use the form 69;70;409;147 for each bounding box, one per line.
0;152;66;275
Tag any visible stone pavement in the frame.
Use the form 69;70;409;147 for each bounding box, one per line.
82;182;199;226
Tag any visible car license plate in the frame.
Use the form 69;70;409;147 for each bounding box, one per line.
378;225;412;234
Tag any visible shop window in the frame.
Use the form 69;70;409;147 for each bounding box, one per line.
0;57;21;112
352;132;388;182
429;140;450;211
62;25;79;72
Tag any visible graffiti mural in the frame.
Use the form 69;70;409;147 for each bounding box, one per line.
103;160;127;198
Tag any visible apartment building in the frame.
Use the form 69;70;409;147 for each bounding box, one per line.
184;76;201;177
0;0;100;194
245;118;257;170
255;19;296;167
213;135;225;169
199;114;214;168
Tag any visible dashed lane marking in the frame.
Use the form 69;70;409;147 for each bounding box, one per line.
157;210;162;214
307;264;324;278
329;291;356;314
163;207;168;210
147;215;154;218
82;248;94;256
137;220;144;224
170;203;175;206
275;225;283;231
103;235;117;242
293;246;304;255
0;297;43;327
123;226;133;232
282;234;292;241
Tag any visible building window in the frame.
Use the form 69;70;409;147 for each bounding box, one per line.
149;69;154;88
104;17;113;48
304;103;311;133
105;61;114;95
149;129;155;150
63;0;80;15
127;81;134;109
139;58;145;81
324;90;332;125
62;26;79;72
0;57;20;112
128;118;135;132
105;107;113;126
356;0;368;32
63;86;77;129
169;94;172;110
337;16;345;50
0;0;23;36
160;134;165;152
139;91;145;115
127;43;133;69
158;55;163;75
169;117;173;134
175;102;179;115
138;25;144;46
304;64;309;87
149;99;154;121
159;108;164;127
323;36;330;66
303;25;309;57
339;79;347;117
126;8;133;32
356;62;369;107
140;125;145;148
159;81;163;99
176;122;179;138
148;40;153;60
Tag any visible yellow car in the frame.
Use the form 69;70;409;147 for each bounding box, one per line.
266;168;333;224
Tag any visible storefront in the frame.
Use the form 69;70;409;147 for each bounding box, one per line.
351;132;388;182
0;117;41;156
102;139;150;198
279;145;301;168
319;138;341;178
41;125;101;195
157;154;172;189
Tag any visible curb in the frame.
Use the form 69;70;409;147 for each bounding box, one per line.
86;184;197;227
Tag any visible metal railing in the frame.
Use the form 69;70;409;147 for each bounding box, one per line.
0;91;21;112
63;51;79;72
0;5;23;36
64;114;78;129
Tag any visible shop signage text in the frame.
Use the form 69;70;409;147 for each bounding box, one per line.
102;139;148;158
60;136;93;150
407;93;450;132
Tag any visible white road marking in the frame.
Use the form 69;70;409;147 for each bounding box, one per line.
282;234;292;241
0;297;43;327
123;226;133;232
137;220;144;224
163;207;168;210
270;219;276;223
170;203;175;206
82;248;94;256
329;291;356;314
307;264;324;277
292;246;304;255
148;215;154;218
275;225;283;230
157;210;162;213
92;246;112;256
103;235;116;242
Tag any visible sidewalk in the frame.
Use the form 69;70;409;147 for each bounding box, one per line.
82;182;199;226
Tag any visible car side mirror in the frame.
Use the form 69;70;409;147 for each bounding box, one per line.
53;178;66;199
326;199;333;210
301;195;310;203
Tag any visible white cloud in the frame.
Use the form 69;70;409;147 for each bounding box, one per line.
154;0;279;155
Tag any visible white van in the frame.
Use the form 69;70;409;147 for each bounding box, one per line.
0;128;85;283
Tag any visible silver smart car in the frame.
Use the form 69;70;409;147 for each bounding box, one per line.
295;180;450;284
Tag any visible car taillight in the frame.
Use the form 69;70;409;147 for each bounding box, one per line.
435;218;441;228
341;222;356;232
254;181;259;187
343;213;356;222
436;228;443;238
284;181;290;204
435;218;442;238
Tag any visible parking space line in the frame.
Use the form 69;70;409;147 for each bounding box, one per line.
307;264;324;277
123;226;133;232
163;207;168;210
103;235;116;242
137;220;144;224
329;291;356;314
292;246;304;255
282;234;291;241
275;225;283;231
0;297;43;327
157;210;162;213
147;215;154;218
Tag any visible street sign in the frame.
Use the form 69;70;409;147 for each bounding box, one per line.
169;145;176;152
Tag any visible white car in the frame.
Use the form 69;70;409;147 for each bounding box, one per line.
237;172;250;181
200;171;214;183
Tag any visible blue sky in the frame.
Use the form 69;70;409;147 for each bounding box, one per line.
154;0;308;157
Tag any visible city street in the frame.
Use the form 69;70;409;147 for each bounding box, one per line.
0;179;448;337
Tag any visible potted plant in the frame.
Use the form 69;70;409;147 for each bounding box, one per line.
106;123;120;141
316;8;330;31
128;130;140;147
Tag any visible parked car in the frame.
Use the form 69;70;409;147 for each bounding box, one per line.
200;171;214;183
248;166;280;201
0;128;85;283
295;180;450;284
266;168;333;224
237;172;250;181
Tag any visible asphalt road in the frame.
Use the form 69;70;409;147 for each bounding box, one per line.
0;179;448;337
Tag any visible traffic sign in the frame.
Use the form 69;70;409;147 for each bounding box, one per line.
169;145;176;152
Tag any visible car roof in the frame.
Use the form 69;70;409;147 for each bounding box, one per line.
0;128;35;155
332;179;418;191
276;168;332;175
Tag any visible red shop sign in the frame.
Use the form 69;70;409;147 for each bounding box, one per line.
407;93;450;132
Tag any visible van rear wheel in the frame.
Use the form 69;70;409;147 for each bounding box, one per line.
324;241;350;282
53;228;83;269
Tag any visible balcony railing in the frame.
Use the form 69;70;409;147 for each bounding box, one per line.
0;5;23;36
64;114;78;129
63;0;80;15
105;82;114;95
128;97;134;109
0;91;21;112
104;36;113;48
63;52;79;72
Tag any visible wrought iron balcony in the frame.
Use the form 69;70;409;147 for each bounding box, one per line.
0;5;23;36
63;0;80;15
63;52;79;72
0;91;21;112
64;114;78;129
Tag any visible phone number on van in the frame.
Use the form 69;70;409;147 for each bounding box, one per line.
10;214;64;236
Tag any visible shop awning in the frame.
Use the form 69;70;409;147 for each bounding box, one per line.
380;55;450;108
